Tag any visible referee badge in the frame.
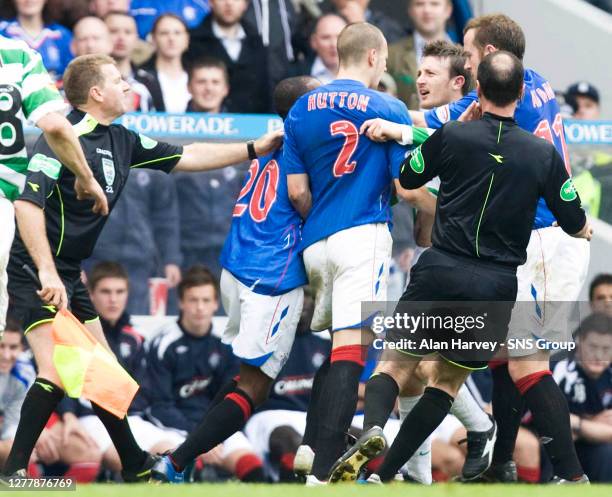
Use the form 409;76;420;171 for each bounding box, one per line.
102;158;115;187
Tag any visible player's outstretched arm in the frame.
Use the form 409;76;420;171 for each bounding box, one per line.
361;119;433;145
37;113;109;216
408;110;427;128
287;173;311;219
175;130;284;172
13;200;68;309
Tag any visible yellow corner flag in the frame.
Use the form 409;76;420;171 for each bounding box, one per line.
51;309;139;418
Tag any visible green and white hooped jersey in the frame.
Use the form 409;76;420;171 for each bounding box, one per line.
0;36;66;201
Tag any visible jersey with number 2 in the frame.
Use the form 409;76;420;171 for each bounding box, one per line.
424;68;570;229
283;79;412;250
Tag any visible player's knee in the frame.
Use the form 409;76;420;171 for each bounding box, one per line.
428;362;468;396
507;358;548;383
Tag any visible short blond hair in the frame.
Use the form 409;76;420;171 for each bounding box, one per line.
337;22;386;68
63;54;116;107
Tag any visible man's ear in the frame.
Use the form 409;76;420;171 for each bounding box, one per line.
484;44;497;56
90;85;104;103
452;75;465;92
518;82;525;101
368;48;377;67
476;80;482;100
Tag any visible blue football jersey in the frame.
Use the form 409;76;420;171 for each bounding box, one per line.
220;148;307;296
130;0;211;39
283;79;412;251
0;20;72;78
424;68;571;229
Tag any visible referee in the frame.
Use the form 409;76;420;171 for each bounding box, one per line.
2;54;281;481
330;51;591;483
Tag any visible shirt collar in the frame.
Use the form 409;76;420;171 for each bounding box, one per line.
212;20;246;41
483;111;516;123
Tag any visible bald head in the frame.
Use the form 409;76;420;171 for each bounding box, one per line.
337;22;386;68
72;16;112;56
477;51;524;107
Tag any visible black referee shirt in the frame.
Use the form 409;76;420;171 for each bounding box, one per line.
11;109;183;267
399;112;586;267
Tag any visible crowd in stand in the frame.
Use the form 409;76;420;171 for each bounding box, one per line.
0;0;610;484
0;263;610;482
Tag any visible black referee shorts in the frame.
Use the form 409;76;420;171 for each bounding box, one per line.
7;258;98;334
385;247;517;370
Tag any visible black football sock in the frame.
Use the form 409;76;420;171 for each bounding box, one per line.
491;364;525;465
4;378;64;474
91;402;146;473
301;355;330;448
208;376;239;410
363;373;399;431
311;360;363;480
378;387;453;482
517;373;583;480
171;388;254;471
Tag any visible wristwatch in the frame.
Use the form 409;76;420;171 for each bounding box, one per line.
247;140;257;161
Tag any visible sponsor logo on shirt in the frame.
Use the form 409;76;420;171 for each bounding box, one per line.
560;178;577;201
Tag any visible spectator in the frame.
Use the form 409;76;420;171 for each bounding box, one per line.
84;169;182;315
553;313;612;482
130;0;211;39
244;0;298;91
566;82;601;120
71;16;113;56
58;262;182;476
387;0;453;109
139;14;191;112
328;0;406;43
145;266;265;481
91;0;154;65
105;11;157;112
186;0;271;113
590;274;612;316
0;318;101;481
0;0;72;80
186;57;230;113
294;14;346;85
175;162;245;281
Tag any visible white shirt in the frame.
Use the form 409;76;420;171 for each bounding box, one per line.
212;20;246;62
158;71;190;113
413;31;451;62
310;56;336;85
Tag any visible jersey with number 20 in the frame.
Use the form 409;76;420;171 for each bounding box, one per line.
220;148;307;296
283;79;412;251
424;68;571;229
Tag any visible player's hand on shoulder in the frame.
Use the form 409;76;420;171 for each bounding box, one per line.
360;118;402;142
74;175;109;216
37;267;68;309
254;129;284;157
458;101;481;123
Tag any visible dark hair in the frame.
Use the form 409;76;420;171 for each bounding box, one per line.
477;51;524;107
422;40;472;96
273;76;321;119
178;265;219;300
3;315;22;335
8;0;62;25
88;261;129;291
589;273;612;301
574;313;612;340
188;57;229;85
464;14;526;61
151;12;188;36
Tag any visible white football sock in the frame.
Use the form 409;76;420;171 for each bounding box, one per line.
399;395;432;485
450;384;493;432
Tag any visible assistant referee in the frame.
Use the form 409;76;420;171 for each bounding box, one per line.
330;51;592;483
2;54;282;481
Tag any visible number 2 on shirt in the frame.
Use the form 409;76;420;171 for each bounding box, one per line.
233;159;279;222
331;120;359;177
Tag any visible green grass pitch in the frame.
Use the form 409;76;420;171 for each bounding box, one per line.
65;482;612;497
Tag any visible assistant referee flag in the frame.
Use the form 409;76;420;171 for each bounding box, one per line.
51;309;138;418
